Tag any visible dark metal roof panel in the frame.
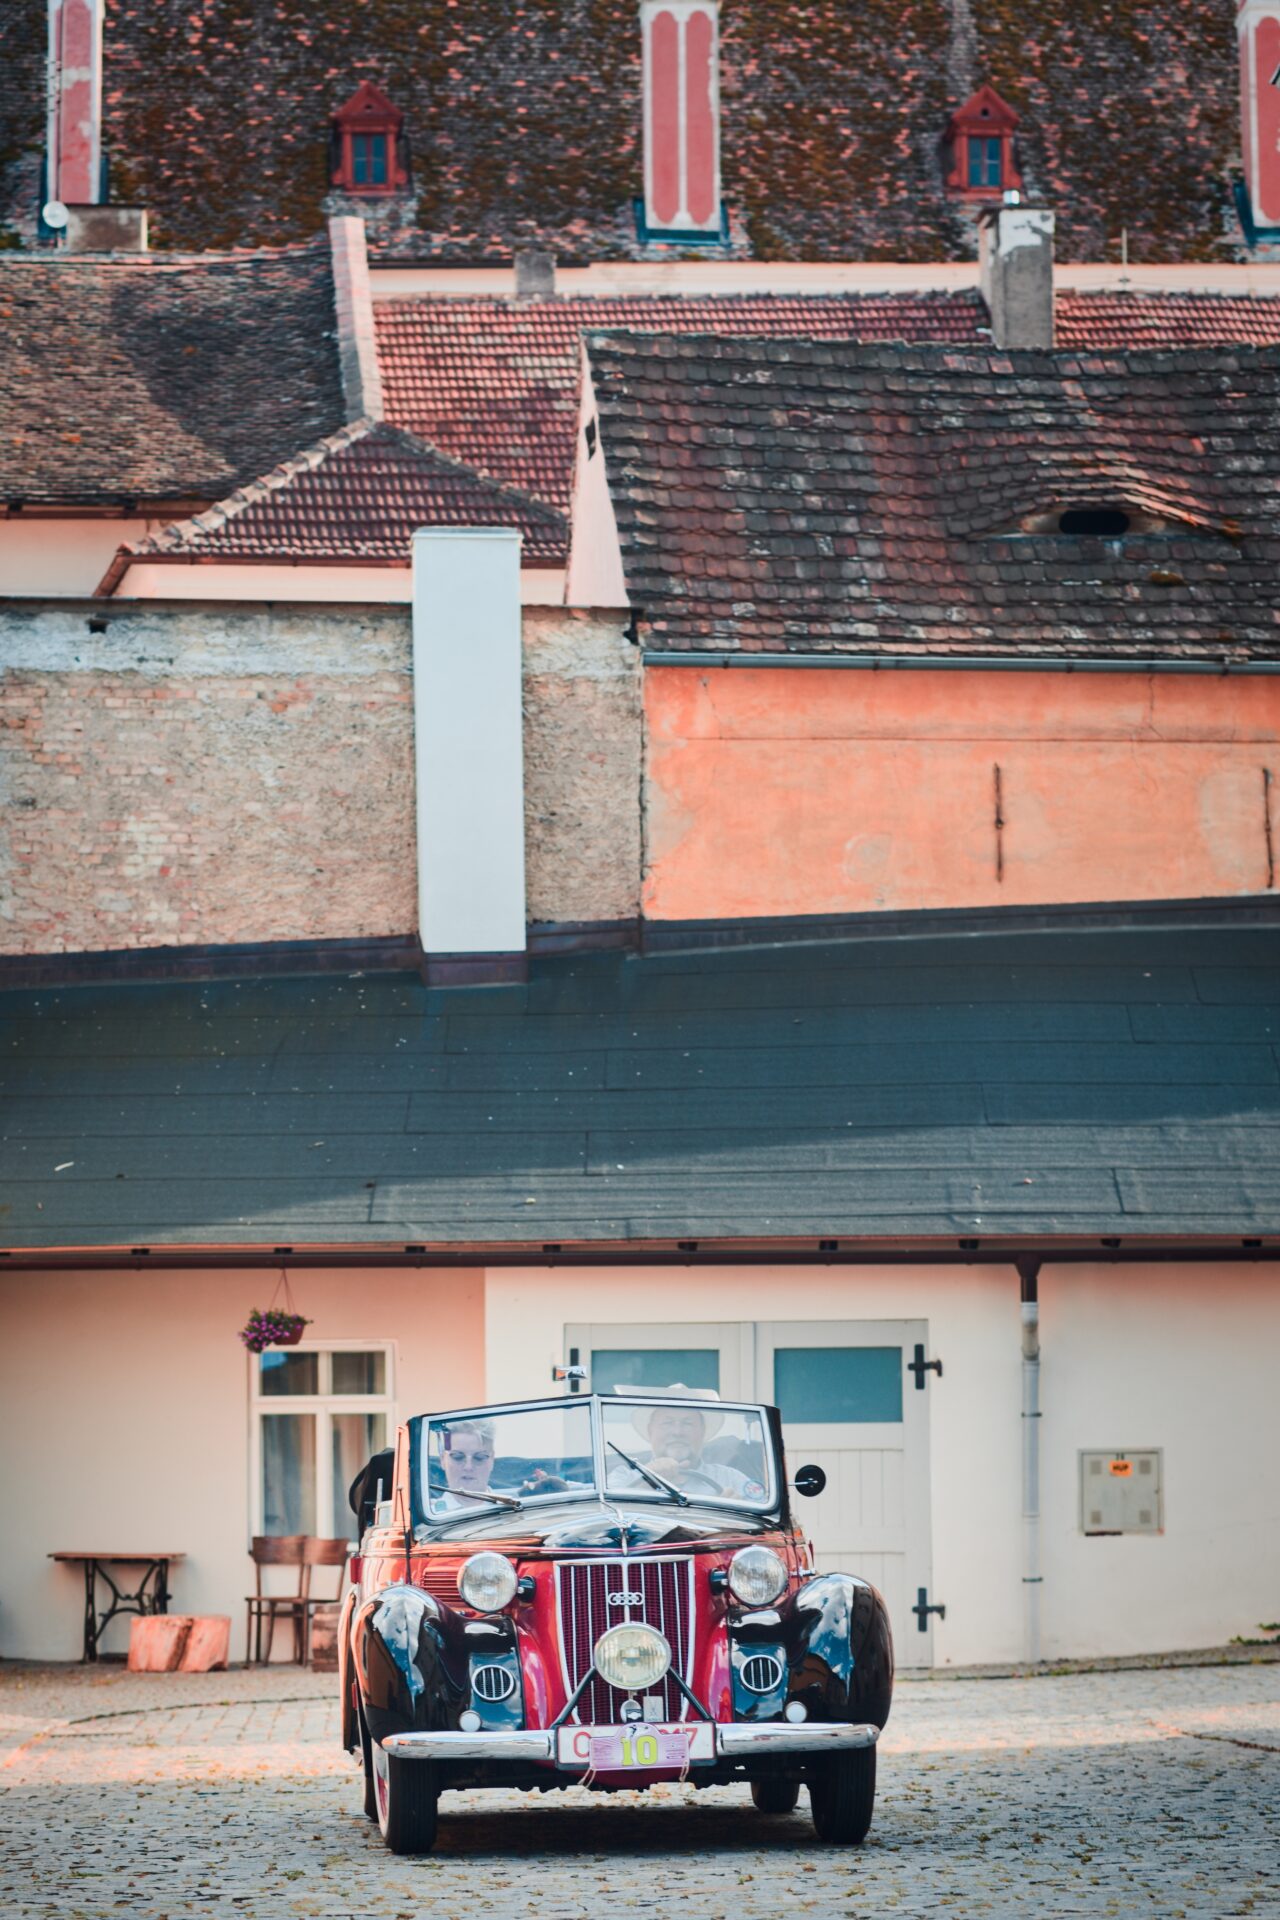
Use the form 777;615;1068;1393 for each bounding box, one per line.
2;926;1279;1250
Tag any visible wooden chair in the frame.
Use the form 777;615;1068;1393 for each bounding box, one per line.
300;1537;351;1664
245;1535;308;1665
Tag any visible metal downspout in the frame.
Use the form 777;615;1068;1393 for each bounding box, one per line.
1018;1259;1042;1664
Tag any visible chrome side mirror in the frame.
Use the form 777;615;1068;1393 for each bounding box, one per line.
792;1464;826;1498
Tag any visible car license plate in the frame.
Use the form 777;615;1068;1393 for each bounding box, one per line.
556;1722;716;1770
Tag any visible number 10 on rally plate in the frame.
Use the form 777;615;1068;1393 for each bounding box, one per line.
557;1723;713;1768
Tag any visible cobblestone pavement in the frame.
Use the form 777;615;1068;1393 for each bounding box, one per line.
1;1660;1277;1918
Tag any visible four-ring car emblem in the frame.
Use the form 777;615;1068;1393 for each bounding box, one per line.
607;1589;645;1606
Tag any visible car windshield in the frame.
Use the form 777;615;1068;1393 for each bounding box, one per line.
421;1401;595;1517
414;1394;777;1521
602;1398;774;1509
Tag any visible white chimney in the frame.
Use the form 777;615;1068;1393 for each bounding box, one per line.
411;529;527;976
979;203;1055;349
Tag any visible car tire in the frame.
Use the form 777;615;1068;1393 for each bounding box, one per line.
751;1777;801;1814
809;1746;876;1846
371;1741;439;1855
358;1707;376;1822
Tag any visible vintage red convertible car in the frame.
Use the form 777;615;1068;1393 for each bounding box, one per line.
338;1390;893;1854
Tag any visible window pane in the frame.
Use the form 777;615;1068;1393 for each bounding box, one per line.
773;1347;903;1424
353;133;369;183
967;138;983;187
331;1350;386;1396
331;1412;386;1537
590;1348;720;1395
985;137;1002;186
262;1414;316;1534
370;133;388;185
259;1350;319;1396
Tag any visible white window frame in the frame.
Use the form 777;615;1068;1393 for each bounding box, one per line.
248;1338;397;1544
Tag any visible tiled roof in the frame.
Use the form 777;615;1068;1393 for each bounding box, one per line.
108;420;568;578
1056;291;1280;352
3;923;1280;1250
0;248;345;507
0;2;1249;263
585;331;1280;658
378;292;990;510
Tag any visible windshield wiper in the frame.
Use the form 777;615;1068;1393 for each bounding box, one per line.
434;1488;524;1514
607;1439;690;1507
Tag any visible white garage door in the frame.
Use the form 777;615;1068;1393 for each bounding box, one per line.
563;1318;935;1664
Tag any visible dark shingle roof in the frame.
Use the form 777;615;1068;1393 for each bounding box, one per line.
3;925;1280;1250
0;248;345;506
109;420;568;574
0;1;1250;263
375;291;1280;526
586;332;1280;658
377;292;990;510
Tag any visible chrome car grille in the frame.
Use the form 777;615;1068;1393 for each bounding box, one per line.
555;1557;696;1723
739;1652;784;1694
471;1663;518;1703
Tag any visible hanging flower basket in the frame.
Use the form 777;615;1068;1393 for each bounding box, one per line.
239;1307;312;1353
240;1269;312;1352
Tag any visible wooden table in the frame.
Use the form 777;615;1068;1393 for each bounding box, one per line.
49;1552;186;1663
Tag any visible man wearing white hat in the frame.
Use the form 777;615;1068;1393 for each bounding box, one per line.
609;1386;755;1499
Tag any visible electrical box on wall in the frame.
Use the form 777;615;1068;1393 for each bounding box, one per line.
1079;1450;1162;1535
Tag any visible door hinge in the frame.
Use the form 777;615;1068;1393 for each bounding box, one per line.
908;1342;943;1389
913;1587;946;1632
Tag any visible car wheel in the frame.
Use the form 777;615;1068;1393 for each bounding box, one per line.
809;1746;876;1846
751;1777;800;1814
371;1740;439;1855
358;1707;376;1822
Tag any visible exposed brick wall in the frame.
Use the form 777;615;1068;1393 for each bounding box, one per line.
0;600;642;957
0;604;417;954
522;609;640;927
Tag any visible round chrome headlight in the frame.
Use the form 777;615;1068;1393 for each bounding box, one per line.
727;1545;788;1607
593;1622;672;1693
457;1551;518;1613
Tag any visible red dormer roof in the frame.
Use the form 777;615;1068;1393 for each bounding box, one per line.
333;80;404;134
944;84;1023;200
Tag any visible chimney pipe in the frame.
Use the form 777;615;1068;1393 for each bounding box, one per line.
514;250;556;301
411;529;527;975
979;202;1055;350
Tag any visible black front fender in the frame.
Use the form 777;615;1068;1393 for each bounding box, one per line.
783;1572;894;1730
355;1584;467;1745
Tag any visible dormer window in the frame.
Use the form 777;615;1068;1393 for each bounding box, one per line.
331;81;408;196
945;85;1022;202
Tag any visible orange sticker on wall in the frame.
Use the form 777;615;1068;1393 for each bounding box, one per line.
1109;1459;1133;1478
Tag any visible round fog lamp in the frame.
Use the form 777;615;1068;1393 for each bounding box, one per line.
784;1699;808;1723
458;1709;483;1732
458;1551;518;1613
727;1545;788;1607
593;1622;672;1693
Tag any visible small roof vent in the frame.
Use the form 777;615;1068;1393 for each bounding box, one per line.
1057;506;1131;536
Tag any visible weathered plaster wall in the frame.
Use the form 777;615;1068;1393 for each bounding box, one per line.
0;600;640;957
644;666;1280;920
0;603;417;954
0;1263;486;1661
522;608;641;926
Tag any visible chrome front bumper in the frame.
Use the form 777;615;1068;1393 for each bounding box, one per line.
380;1721;880;1764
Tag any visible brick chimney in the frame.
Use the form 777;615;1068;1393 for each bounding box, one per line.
1238;1;1280;233
979;202;1055;349
640;0;721;236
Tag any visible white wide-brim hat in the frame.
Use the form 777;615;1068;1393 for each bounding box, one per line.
613;1383;725;1442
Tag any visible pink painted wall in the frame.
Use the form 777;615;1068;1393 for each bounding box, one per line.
644;667;1280;920
0;1265;485;1660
